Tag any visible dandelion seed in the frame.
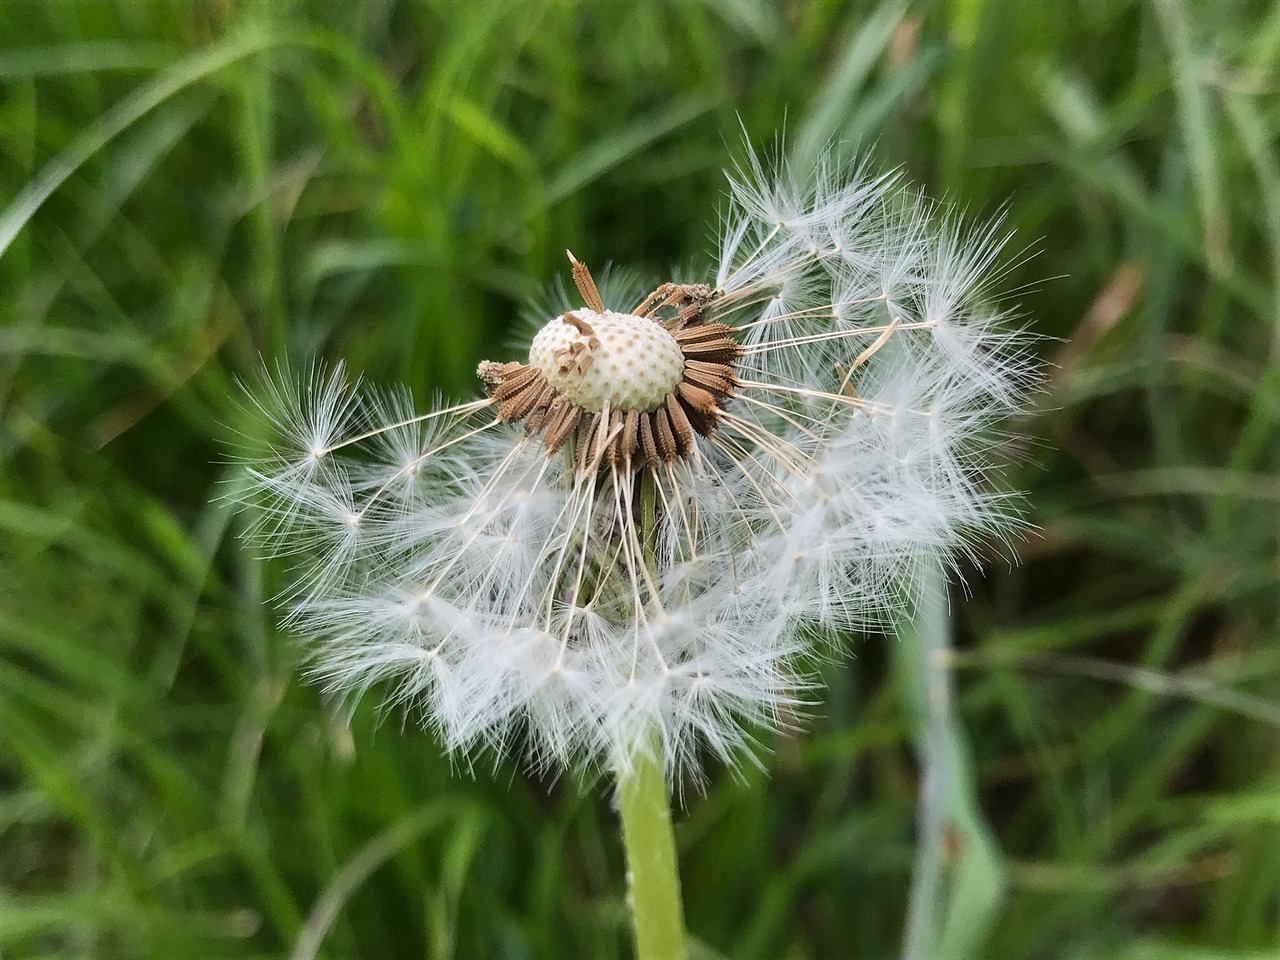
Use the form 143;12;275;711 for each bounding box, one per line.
239;147;1037;782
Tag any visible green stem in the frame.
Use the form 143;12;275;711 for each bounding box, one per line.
617;470;685;960
617;735;686;960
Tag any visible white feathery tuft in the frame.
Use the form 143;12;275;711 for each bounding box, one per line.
237;146;1038;782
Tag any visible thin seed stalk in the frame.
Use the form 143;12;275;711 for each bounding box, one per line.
615;470;686;960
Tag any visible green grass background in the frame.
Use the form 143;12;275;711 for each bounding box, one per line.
2;0;1278;957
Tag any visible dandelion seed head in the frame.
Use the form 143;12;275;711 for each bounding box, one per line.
237;143;1040;783
528;309;687;414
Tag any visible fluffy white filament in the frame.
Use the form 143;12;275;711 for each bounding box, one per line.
240;149;1037;780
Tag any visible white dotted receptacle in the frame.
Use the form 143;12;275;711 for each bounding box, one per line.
528;310;686;413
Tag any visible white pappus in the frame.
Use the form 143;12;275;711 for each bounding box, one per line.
239;147;1037;782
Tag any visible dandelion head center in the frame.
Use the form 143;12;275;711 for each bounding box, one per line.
477;260;742;469
528;310;685;414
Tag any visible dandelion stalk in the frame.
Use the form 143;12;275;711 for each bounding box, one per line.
617;733;685;960
613;468;688;960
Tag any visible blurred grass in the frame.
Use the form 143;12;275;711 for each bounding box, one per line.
1;0;1278;958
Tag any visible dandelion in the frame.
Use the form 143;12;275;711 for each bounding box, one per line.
239;146;1035;960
